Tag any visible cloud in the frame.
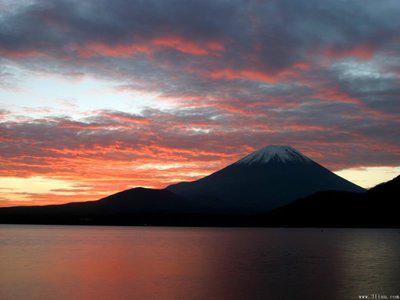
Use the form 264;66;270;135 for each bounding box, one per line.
1;0;400;205
1;1;399;65
1;0;399;110
0;106;399;206
1;107;399;176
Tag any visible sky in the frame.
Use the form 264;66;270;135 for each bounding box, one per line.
0;0;399;206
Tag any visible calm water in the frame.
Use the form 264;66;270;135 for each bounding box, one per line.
1;225;400;300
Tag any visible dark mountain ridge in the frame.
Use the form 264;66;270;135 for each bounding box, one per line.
266;175;400;227
0;188;206;225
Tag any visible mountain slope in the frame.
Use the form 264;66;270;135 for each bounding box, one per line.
266;175;400;227
167;145;364;212
0;188;194;213
0;188;206;224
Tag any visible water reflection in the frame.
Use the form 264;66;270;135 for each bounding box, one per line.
339;230;400;299
1;225;399;299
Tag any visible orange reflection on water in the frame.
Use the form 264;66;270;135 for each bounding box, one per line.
1;226;400;300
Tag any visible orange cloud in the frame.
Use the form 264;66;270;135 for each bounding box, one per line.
0;48;48;59
324;45;376;60
210;69;279;83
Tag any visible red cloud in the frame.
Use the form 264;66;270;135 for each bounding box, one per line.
313;87;362;104
152;36;224;56
1;34;225;60
68;36;225;58
71;42;152;58
207;62;311;84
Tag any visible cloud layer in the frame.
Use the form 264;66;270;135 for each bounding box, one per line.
0;0;399;205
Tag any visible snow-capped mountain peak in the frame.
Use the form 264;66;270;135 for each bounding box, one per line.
168;144;365;213
235;145;311;165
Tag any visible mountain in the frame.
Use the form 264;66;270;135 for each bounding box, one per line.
0;188;205;225
0;174;398;227
167;145;365;213
0;187;191;213
266;175;400;227
0;145;370;226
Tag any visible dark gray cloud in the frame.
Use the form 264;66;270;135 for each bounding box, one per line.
1;0;399;66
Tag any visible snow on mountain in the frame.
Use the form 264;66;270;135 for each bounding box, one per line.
235;145;311;165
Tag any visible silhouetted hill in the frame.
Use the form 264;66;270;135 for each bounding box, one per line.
368;174;399;195
168;145;364;212
0;175;398;227
1;187;195;213
266;175;400;227
0;188;206;225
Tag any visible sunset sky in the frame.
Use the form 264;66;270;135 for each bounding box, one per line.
0;0;399;206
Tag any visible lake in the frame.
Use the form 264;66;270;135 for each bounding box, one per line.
1;225;399;300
